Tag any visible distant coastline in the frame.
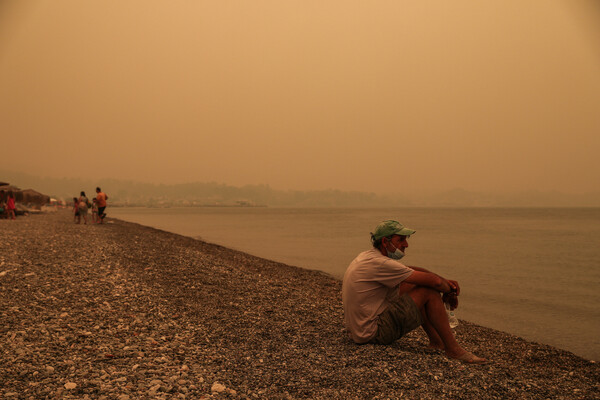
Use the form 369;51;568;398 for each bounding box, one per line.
2;170;599;208
140;203;268;209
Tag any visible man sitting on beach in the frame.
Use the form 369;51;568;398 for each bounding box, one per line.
342;220;487;364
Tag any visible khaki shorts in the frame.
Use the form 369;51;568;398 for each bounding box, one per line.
370;294;423;345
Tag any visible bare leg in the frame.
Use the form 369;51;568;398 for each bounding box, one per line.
408;286;486;362
421;310;445;350
399;283;444;349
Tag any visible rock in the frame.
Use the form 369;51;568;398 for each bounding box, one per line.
148;384;161;395
64;382;77;389
211;382;226;393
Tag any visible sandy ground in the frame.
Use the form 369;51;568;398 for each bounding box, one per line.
1;210;598;399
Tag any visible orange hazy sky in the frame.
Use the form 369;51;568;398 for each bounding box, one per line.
1;1;599;194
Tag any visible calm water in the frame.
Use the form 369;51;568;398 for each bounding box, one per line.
109;207;600;361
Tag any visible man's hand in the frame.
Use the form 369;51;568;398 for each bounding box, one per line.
443;292;459;310
443;280;460;310
447;280;460;295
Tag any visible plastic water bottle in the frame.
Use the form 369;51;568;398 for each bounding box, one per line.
446;304;459;328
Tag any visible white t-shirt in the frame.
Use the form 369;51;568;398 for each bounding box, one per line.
342;249;414;343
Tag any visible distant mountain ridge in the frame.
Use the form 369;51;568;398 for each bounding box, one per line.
1;170;598;207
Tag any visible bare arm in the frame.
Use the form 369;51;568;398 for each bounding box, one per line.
403;270;453;293
406;265;460;294
406;265;432;273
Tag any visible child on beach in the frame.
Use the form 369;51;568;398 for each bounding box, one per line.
6;191;16;220
91;198;99;223
72;197;79;223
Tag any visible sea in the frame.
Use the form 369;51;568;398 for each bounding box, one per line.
109;206;600;361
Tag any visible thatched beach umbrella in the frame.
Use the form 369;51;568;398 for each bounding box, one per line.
0;185;50;205
20;189;50;205
0;185;21;192
0;185;21;202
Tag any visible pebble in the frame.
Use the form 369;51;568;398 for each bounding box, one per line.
211;382;226;393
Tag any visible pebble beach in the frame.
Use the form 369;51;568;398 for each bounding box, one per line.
1;210;598;399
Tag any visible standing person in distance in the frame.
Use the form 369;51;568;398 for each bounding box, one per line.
5;191;16;220
0;190;6;219
95;187;108;224
342;220;488;364
77;191;90;224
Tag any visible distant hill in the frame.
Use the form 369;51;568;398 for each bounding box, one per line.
0;170;399;207
1;170;598;207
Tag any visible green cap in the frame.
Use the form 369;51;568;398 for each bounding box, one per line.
371;220;416;242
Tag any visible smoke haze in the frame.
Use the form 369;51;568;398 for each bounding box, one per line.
1;1;599;196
